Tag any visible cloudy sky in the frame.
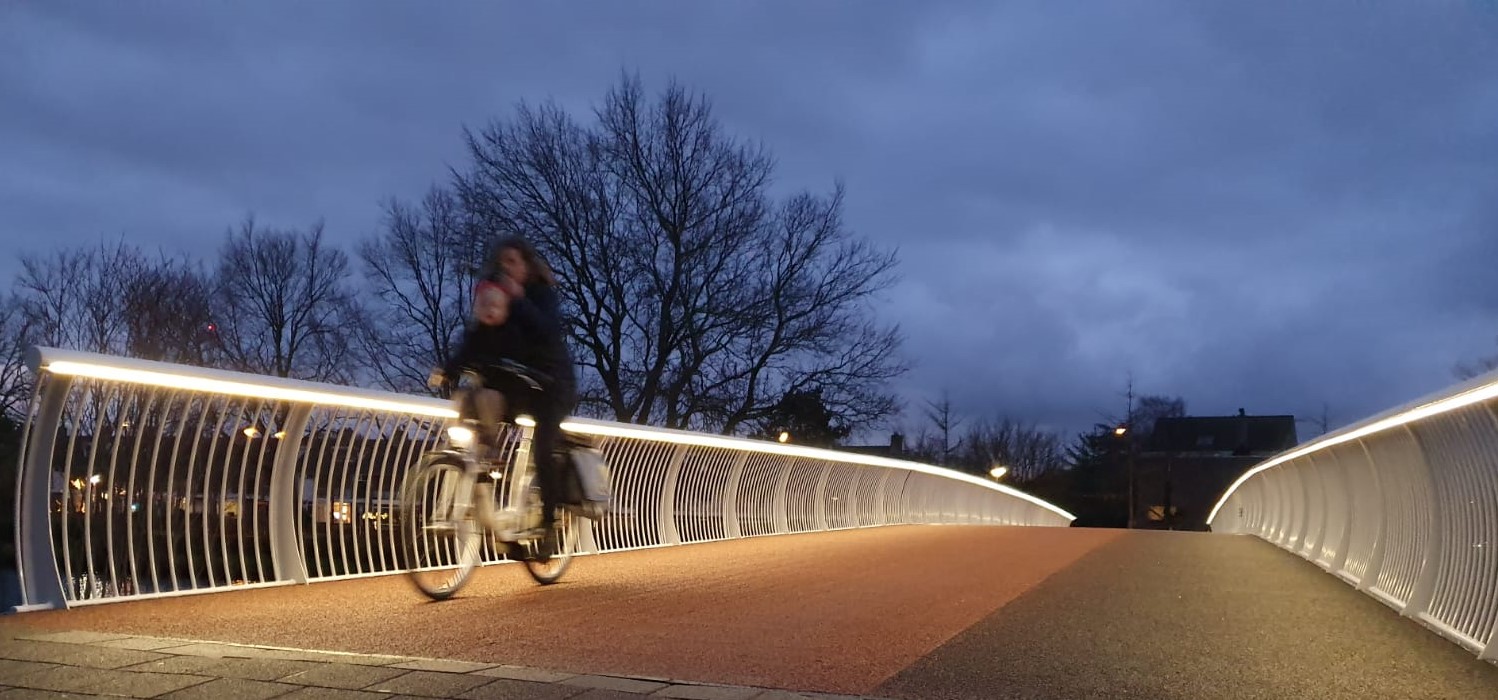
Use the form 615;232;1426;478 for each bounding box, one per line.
4;1;1497;441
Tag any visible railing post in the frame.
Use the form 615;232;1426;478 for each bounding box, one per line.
721;453;748;540
772;458;794;534
578;517;600;555
14;374;72;612
846;468;861;528
1301;457;1327;559
268;404;312;584
1356;439;1388;593
812;462;831;531
894;471;913;524
656;444;688;546
1327;450;1354;575
1286;466;1307;551
1272;469;1293;547
1482;401;1498;661
873;469;892;526
1400;425;1444;619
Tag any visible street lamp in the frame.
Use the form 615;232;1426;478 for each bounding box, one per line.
988;465;1008;480
1114;424;1136;528
777;431;790;444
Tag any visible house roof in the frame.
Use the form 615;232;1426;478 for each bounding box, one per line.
840;445;901;457
1146;414;1298;455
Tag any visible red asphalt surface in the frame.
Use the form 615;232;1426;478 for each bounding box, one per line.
9;525;1121;695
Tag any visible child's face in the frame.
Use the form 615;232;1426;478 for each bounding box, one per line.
476;286;510;325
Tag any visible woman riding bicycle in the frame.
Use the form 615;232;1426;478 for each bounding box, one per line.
437;236;577;557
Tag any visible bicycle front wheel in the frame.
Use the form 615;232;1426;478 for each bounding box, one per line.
400;456;483;600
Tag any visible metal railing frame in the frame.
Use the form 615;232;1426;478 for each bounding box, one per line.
1208;366;1498;662
9;347;1074;611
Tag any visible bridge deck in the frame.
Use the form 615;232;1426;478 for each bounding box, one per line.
4;526;1497;698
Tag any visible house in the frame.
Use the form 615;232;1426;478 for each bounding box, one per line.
840;433;906;459
1134;409;1298;531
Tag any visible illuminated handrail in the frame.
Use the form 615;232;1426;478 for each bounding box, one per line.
1207;366;1498;661
9;346;1074;611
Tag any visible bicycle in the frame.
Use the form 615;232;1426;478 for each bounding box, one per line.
399;361;582;600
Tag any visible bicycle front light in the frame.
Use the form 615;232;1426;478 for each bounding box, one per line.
446;426;476;448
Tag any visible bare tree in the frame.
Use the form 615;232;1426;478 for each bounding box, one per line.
17;239;145;355
456;73;904;432
700;187;904;434
0;297;34;421
1456;340;1498;380
1296;401;1332;437
954;417;1068;481
1131;394;1187;439
355;187;481;392
455;97;629;418
12;241;160;449
921;391;964;466
124;255;220;366
214;216;354;381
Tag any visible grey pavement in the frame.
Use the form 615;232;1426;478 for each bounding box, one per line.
6;529;1498;699
875;531;1498;700
0;626;881;700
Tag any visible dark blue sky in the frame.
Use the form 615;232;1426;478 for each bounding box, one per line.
4;1;1497;440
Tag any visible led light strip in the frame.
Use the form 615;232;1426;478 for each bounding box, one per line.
1207;377;1498;525
31;349;1074;522
44;361;458;419
561;419;1077;520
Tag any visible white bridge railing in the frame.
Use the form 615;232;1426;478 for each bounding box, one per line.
1208;368;1498;661
9;347;1073;611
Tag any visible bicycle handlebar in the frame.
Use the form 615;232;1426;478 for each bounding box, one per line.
448;359;550;393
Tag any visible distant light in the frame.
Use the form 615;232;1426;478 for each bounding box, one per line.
989;466;1008;480
778;432;790;444
488;470;501;481
1114;426;1128;437
244;427;260;438
273;430;286;439
88;474;101;485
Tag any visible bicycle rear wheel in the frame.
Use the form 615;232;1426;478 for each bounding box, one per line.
400;456;483;600
522;504;578;585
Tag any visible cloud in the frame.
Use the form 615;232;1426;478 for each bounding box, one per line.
3;0;1496;441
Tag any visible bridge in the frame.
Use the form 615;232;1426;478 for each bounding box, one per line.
3;347;1498;698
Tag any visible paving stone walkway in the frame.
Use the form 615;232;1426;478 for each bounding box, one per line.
0;625;884;700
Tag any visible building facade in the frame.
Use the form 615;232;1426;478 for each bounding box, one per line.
1133;410;1298;531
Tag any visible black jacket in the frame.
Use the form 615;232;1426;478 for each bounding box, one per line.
445;282;576;396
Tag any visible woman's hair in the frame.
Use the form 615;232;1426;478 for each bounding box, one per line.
491;235;557;287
